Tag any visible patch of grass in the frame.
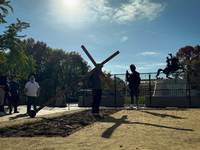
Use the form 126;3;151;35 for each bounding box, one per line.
124;97;145;104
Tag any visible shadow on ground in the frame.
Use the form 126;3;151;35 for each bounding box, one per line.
100;114;193;139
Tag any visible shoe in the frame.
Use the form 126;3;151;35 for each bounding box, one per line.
127;106;133;110
92;113;99;116
14;111;19;113
98;114;106;119
92;113;106;118
94;114;106;119
136;106;139;110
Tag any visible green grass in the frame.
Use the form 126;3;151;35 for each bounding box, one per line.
124;96;145;104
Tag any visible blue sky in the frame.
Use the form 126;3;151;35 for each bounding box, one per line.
1;0;200;74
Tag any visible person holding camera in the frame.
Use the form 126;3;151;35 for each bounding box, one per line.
126;64;141;110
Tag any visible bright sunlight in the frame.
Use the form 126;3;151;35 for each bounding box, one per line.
63;0;79;7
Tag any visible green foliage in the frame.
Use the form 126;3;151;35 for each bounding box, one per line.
23;38;90;91
124;96;145;104
0;18;30;51
23;38;52;80
0;42;36;79
0;0;13;24
0;0;35;80
8;42;35;79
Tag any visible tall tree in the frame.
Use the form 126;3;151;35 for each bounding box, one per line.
0;1;35;79
0;0;13;24
45;50;90;90
176;45;200;89
23;38;52;81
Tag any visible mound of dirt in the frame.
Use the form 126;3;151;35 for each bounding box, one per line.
0;108;123;138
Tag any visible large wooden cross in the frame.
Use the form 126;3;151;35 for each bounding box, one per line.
28;45;120;118
81;45;113;88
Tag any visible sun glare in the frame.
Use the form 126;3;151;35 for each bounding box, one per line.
63;0;79;7
51;0;87;26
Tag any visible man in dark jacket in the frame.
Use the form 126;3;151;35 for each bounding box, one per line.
126;64;140;110
9;75;20;114
0;70;10;115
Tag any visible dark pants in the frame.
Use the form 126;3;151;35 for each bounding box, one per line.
9;95;19;113
130;88;139;105
92;89;102;113
0;105;4;112
27;96;37;113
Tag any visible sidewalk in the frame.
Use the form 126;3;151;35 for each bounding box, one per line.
0;104;87;123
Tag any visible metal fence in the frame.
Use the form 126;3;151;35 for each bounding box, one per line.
26;71;200;107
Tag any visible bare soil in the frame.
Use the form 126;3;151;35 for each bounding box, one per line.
0;108;123;138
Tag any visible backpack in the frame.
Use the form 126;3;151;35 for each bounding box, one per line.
88;73;94;88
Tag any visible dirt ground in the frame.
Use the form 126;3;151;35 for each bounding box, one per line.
1;107;200;150
0;108;122;137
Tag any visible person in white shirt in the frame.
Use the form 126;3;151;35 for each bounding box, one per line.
24;76;40;114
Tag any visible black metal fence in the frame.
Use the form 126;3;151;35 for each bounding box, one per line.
17;72;200;106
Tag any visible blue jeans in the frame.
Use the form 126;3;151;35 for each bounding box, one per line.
27;96;37;112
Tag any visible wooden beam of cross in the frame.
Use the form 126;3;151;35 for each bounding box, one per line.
81;45;115;89
28;46;120;118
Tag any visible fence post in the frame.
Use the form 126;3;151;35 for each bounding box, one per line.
114;75;117;105
187;72;191;106
149;74;152;105
83;79;85;107
54;78;56;107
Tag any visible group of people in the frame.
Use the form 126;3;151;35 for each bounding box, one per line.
0;64;140;118
0;71;40;116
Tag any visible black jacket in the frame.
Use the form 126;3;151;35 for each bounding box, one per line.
126;71;140;89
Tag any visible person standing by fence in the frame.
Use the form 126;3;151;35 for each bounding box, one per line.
0;70;10;115
9;75;20;114
24;76;40;114
126;64;141;110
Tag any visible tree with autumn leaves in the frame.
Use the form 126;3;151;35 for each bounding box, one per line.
176;45;200;89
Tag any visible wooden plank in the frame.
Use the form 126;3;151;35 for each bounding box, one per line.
81;45;97;66
81;45;119;89
100;51;120;66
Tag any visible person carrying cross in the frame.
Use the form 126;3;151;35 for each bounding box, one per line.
92;64;108;117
